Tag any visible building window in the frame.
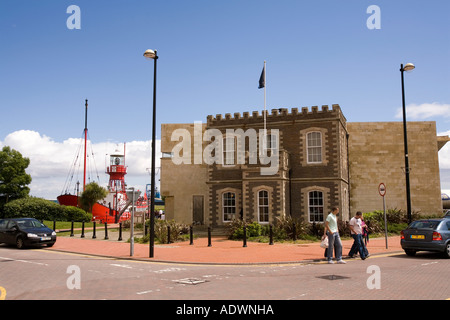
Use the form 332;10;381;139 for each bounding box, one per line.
308;191;324;222
222;192;236;222
307;132;322;163
258;190;269;223
261;132;278;156
266;134;277;152
223;136;235;165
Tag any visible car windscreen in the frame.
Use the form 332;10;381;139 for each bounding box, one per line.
408;220;440;229
15;219;46;229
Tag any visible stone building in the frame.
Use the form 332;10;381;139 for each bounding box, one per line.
347;121;447;215
160;105;448;226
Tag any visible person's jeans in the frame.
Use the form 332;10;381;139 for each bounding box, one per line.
327;231;342;261
348;234;366;259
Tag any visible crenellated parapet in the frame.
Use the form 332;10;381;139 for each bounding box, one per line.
207;104;346;127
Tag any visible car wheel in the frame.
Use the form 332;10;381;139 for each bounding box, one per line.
443;242;450;259
404;249;416;256
16;237;25;249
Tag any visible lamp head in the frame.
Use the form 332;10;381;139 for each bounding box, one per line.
143;49;157;60
402;63;415;72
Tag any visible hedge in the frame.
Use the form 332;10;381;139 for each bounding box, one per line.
2;197;92;222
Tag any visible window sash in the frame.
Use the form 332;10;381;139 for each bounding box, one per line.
308;190;324;222
222;192;236;221
307;132;322;163
258;190;269;223
223;137;235;165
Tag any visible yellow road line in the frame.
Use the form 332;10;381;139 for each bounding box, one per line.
0;287;6;300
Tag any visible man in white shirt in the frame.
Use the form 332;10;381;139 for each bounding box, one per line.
348;211;366;260
324;207;346;264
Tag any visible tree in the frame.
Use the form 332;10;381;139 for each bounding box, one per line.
79;182;108;213
0;146;32;210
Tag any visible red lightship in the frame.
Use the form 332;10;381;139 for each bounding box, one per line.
57;100;130;223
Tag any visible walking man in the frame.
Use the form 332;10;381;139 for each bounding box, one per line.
324;207;346;264
348;211;367;260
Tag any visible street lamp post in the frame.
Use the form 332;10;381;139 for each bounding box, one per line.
144;49;158;258
400;62;415;224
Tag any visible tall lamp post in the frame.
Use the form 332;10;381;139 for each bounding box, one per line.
144;49;158;258
400;62;415;224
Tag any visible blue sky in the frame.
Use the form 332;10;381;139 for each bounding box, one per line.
1;0;450;198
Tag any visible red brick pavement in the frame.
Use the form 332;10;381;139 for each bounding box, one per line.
49;234;403;264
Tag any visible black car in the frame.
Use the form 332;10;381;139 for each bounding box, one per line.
0;218;57;249
401;218;450;258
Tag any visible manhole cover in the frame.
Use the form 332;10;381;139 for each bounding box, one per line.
174;278;208;285
316;275;350;281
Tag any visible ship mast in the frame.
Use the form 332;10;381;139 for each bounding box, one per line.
83;99;88;192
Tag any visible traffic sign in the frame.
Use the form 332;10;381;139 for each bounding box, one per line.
378;183;386;197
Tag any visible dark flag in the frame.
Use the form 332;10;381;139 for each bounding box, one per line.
258;65;265;89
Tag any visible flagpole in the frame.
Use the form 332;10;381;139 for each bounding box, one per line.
263;60;267;133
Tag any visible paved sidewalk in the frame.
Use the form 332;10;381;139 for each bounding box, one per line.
48;231;404;265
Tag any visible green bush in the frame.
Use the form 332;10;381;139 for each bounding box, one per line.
63;205;92;222
143;219;189;244
227;216;316;241
228;220;262;240
361;208;440;235
2;197;91;222
273;215;312;240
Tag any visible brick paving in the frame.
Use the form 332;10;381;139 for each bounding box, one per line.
49;229;403;264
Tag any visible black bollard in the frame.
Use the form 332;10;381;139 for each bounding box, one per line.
269;225;274;245
167;226;171;244
81;221;85;238
70;221;74;237
208;226;212;247
118;222;122;241
243;225;247;247
189;225;194;245
104;222;109;240
92;221;96;239
53;220;56;232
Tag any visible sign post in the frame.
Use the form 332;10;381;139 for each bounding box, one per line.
126;188;141;256
378;183;388;249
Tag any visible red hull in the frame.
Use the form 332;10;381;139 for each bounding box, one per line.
57;194;127;224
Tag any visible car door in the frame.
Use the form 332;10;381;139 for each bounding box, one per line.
444;221;450;242
3;220;18;245
0;219;7;243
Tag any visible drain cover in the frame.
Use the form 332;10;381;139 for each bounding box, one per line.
174;278;208;285
316;275;350;281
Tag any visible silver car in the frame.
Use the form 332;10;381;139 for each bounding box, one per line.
401;219;450;258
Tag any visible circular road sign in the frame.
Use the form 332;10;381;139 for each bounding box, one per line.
378;183;386;197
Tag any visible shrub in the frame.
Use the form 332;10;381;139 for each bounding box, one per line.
63;205;92;222
2;197;91;222
273;215;312;240
361;208;437;235
227;220;262;240
144;219;189;244
227;216;316;241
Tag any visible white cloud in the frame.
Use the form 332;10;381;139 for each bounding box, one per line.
396;102;450;120
1;130;160;199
